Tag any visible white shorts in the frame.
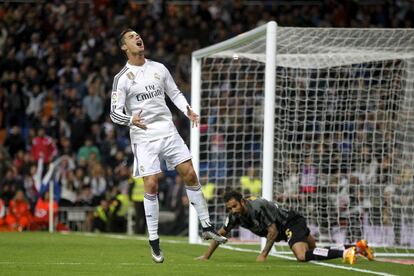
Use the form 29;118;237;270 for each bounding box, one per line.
131;133;192;177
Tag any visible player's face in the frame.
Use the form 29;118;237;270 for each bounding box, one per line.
225;198;245;216
122;31;145;54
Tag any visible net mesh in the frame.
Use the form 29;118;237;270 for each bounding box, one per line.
197;26;414;251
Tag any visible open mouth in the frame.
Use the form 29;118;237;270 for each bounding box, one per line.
137;42;142;47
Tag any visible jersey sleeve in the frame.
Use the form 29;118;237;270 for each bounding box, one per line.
162;65;189;115
110;75;132;126
223;213;240;233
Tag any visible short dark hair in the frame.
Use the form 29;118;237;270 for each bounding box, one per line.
118;28;135;48
223;190;243;203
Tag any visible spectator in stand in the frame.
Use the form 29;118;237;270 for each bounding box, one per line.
33;191;58;230
4;82;28;128
5;190;32;231
128;176;146;234
84;163;107;206
77;136;101;163
99;128;119;166
168;175;189;235
300;155;318;194
0;147;12;181
200;175;215;204
277;160;300;207
25;84;46;122
240;166;262;197
3;125;26;159
0;168;24;205
77;184;94;207
31;127;57;164
92;199;110;233
108;187;129;233
22;159;42;208
59;170;79;207
299;154;318;219
82;83;104;123
68;105;88;153
13;150;26;173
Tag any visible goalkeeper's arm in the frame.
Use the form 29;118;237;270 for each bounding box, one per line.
196;227;228;260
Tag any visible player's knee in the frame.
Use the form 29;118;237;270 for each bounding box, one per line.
296;253;307;262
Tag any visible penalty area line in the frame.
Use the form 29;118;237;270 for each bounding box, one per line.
218;244;396;276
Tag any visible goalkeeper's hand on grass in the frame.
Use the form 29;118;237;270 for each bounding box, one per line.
256;254;267;262
195;255;209;261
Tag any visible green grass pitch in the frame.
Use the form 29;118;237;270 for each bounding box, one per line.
0;232;412;275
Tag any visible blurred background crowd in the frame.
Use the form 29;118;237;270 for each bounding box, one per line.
0;0;413;234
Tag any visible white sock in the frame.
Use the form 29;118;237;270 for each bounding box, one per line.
185;183;211;228
144;193;159;241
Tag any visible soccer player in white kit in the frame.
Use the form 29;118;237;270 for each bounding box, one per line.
111;29;227;263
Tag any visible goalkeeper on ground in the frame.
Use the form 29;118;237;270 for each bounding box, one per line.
197;190;374;264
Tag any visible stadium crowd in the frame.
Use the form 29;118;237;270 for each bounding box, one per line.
0;0;413;233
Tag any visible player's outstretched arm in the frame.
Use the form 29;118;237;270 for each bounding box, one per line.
196;227;227;260
256;223;278;262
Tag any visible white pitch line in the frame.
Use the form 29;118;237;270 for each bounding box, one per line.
217;244;397;276
76;233;398;276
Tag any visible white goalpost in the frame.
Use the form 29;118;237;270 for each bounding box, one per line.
190;22;277;244
190;21;414;256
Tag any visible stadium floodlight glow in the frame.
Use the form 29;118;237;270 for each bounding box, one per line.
191;21;414;256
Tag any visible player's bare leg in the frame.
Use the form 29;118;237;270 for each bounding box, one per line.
291;241;309;261
176;160;227;244
143;174;164;263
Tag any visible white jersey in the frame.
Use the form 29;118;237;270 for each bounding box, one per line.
110;59;190;142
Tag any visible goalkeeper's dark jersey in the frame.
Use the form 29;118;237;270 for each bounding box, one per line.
223;197;301;242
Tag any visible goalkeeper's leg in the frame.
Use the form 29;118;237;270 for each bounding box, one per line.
176;160;227;244
291;234;356;264
323;240;374;261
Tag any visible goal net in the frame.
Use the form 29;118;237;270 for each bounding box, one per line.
190;22;414;255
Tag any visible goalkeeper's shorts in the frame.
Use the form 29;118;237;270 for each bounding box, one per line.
284;216;311;248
